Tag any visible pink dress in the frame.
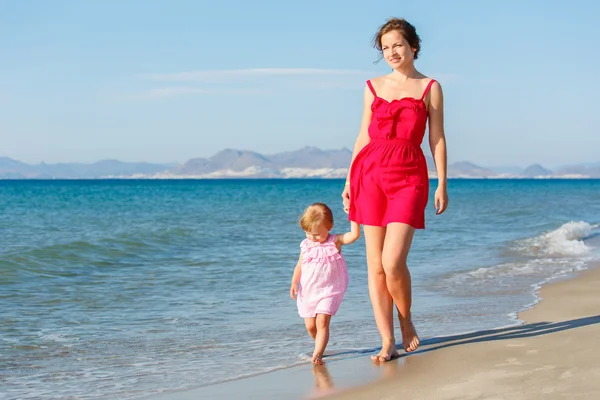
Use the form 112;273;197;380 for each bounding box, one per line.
297;234;349;318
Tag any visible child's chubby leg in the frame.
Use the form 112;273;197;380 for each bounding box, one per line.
304;317;317;340
312;313;332;365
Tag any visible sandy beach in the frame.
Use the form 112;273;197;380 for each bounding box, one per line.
149;262;600;400
327;263;600;400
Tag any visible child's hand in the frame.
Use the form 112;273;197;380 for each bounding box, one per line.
290;284;298;300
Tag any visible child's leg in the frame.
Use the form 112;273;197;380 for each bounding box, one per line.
304;317;317;340
312;313;332;365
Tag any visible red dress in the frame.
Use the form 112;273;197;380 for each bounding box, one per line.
348;79;436;229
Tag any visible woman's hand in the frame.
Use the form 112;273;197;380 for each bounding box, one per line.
341;184;350;213
434;185;448;215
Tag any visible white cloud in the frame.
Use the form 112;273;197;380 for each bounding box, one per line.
140;68;370;82
121;86;265;101
127;68;460;101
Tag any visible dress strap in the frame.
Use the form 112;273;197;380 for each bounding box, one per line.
366;80;377;96
420;79;436;100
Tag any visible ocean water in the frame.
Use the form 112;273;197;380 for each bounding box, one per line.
1;179;599;399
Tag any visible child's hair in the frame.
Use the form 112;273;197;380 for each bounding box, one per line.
299;203;334;231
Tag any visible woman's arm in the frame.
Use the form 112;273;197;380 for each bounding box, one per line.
427;81;448;214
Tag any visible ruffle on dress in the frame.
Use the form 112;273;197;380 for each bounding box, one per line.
300;238;342;263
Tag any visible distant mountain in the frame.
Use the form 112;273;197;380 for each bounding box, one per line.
556;161;600;169
268;146;352;169
448;161;496;178
173;149;274;175
0;157;34;178
554;164;600;178
0;156;29;169
2;149;599;179
0;157;172;179
210;149;273;171
520;164;552;178
169;147;351;178
489;165;523;175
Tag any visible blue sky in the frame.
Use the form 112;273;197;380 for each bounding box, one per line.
1;0;599;168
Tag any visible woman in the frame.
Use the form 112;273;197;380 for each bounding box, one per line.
342;17;448;362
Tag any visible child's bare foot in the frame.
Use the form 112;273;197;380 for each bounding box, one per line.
312;352;324;365
370;339;399;363
399;316;420;352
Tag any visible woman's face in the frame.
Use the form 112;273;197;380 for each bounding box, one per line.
381;30;415;69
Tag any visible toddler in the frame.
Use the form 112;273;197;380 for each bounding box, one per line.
290;202;360;364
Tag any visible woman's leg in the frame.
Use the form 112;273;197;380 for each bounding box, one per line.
363;224;398;362
382;222;420;352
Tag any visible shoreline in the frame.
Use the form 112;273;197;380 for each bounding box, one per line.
147;261;600;400
324;261;600;400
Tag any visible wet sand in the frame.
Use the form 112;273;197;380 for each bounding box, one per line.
148;263;600;400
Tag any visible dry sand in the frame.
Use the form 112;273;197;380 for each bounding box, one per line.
326;264;600;400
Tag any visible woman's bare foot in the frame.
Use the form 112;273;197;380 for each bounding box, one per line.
370;339;399;363
399;316;420;352
312;352;324;365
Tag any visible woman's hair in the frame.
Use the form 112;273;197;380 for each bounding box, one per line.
373;18;421;61
299;203;334;231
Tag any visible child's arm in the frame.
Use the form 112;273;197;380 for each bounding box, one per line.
335;220;361;246
290;253;302;300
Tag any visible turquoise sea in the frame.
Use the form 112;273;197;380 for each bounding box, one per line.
1;179;599;399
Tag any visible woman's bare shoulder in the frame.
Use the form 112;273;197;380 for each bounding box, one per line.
369;75;388;83
366;75;390;91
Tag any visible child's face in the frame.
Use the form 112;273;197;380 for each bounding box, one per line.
305;223;330;243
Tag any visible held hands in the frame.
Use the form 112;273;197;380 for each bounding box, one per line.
434;184;448;215
341;183;350;214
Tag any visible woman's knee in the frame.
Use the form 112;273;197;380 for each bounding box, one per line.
366;253;383;269
381;254;409;279
367;256;387;283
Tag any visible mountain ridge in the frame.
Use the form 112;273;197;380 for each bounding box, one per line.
1;148;599;179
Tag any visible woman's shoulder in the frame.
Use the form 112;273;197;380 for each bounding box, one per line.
365;75;387;87
422;75;441;87
364;76;388;97
368;75;387;83
416;75;442;99
425;77;443;97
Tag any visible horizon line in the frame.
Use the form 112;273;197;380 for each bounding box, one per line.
2;150;597;171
